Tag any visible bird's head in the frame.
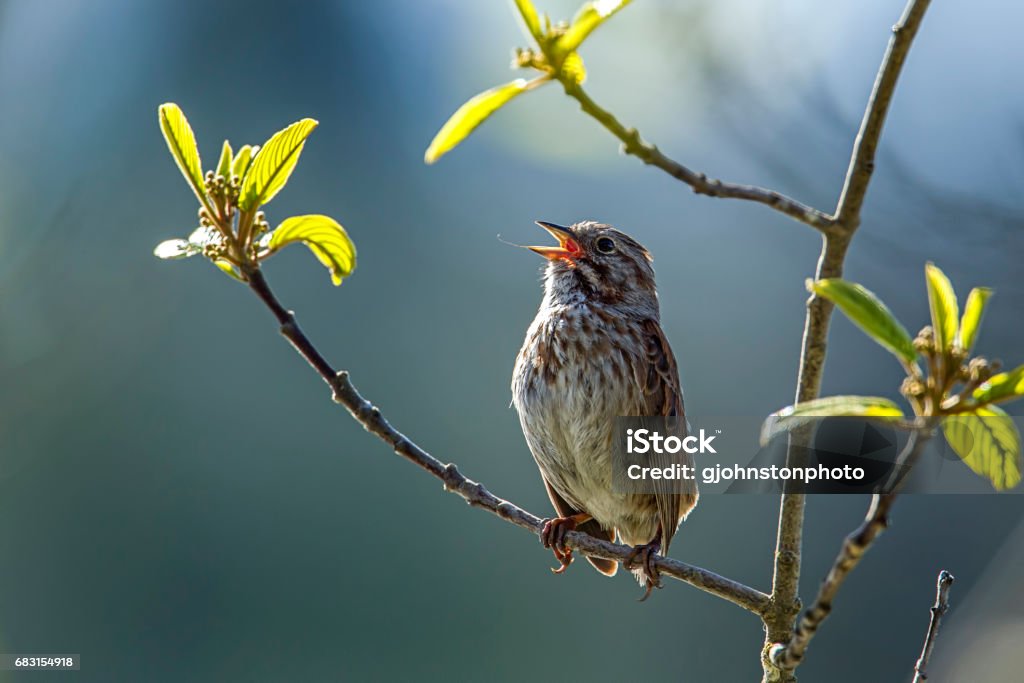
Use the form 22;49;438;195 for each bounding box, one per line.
526;220;658;311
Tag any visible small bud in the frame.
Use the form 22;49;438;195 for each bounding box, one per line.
901;377;926;398
512;47;534;69
968;357;992;383
913;326;935;354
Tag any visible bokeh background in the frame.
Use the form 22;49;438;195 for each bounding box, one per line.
1;0;1022;680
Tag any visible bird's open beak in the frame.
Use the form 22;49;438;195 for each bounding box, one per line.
527;221;581;260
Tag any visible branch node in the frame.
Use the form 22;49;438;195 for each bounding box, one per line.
776;549;799;568
330;372;348;404
441;462;462;492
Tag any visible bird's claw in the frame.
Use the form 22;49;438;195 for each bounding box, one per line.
540;516;580;574
625;540;663;601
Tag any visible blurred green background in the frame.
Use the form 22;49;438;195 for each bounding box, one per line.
1;0;1022;680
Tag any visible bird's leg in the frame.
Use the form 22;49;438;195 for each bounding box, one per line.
540;513;592;574
625;527;663;601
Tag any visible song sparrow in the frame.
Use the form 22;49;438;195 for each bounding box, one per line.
511;220;698;597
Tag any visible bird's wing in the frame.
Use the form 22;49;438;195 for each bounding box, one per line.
634;319;699;553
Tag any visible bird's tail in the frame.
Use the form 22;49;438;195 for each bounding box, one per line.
578;518;618;576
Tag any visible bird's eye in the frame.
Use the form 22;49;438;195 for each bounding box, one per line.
596;237;616;254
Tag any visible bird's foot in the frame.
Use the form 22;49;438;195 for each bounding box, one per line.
625;538;663;601
540;513;590;574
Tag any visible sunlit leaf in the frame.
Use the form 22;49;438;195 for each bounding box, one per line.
232;144;257;180
158;103;206;203
925;262;959;352
216;140;233;179
264;215;356;286
760;395;905;446
957;287;992;353
809;278;917;363
187;225;224;250
973;365;1024;405
555;0;633;56
512;0;544;42
561;52;587;85
942;405;1022;490
153;239;198;260
424;79;533;164
239;119;318;211
214;259;244;281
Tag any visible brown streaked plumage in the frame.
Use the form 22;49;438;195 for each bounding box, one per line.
511;220;698;597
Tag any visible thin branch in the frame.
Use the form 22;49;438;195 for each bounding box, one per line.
912;570;955;683
243;266;770;615
834;0;934;227
763;3;932;677
763;231;853;671
560;82;836;234
770;425;936;670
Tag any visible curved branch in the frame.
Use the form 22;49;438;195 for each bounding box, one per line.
243;266;770;615
560;83;835;234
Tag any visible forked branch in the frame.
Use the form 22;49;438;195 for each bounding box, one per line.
763;2;933;678
770;425;936;669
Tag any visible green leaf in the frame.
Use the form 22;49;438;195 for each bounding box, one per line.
424;79;533;164
232;144;257;180
216;140;233;179
555;0;633;56
153;239;198;260
512;0;544;42
213;259;244;281
239;119;318;211
942;405;1022;490
760;395;905;446
957;287;993;353
973;365;1024;405
264;215;356;286
809;278;918;363
925;262;959;352
158;103;206;203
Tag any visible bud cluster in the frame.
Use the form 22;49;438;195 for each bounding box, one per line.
512;47;548;72
205;170;241;207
